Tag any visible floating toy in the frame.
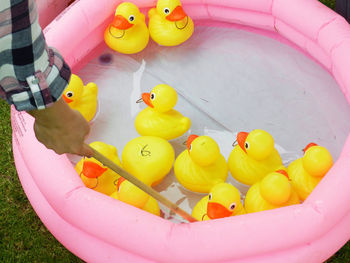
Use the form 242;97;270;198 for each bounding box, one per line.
135;84;191;140
62;74;98;122
148;0;194;46
110;178;160;216
245;170;300;213
192;183;245;221
104;2;149;54
174;135;228;193
228;129;283;185
14;0;350;262
288;143;333;201
121;136;175;186
75;141;121;196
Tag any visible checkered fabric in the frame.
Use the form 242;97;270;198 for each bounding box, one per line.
0;0;71;111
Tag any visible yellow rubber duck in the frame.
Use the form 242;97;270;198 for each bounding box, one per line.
135;84;191;140
75;142;121;196
62;74;98;122
192;183;245;221
244;170;300;213
287;143;333;201
228;129;283;185
104;2;149;54
148;0;194;46
110;177;160;216
121;136;175;186
174;135;228;193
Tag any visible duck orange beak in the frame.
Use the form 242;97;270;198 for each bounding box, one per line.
166;6;187;21
62;94;73;104
111;15;133;30
207;202;232;219
187;134;198;151
276;169;290;180
141;93;154;108
237;132;248;152
303;142;318;153
82;161;107;178
116;177;126;191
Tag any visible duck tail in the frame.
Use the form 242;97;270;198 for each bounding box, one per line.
181;117;191;130
140;12;146;22
148;7;157;18
85;82;98;93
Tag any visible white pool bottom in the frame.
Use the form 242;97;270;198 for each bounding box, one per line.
70;26;350;222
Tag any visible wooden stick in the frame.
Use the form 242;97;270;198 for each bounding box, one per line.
85;144;198;223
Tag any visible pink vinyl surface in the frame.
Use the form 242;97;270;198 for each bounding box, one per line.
13;0;350;262
35;0;72;28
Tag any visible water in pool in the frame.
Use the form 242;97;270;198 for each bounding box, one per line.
70;26;350;222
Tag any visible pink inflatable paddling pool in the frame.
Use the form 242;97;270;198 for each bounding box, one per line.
35;0;73;28
12;0;350;262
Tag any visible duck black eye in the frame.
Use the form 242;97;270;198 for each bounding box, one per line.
66;91;73;97
129;15;135;22
208;193;212;201
245;142;249;150
229;203;236;211
164;8;170;14
150;93;155;100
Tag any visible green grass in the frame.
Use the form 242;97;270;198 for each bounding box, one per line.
319;0;336;10
0;100;82;262
0;0;346;261
327;242;350;263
